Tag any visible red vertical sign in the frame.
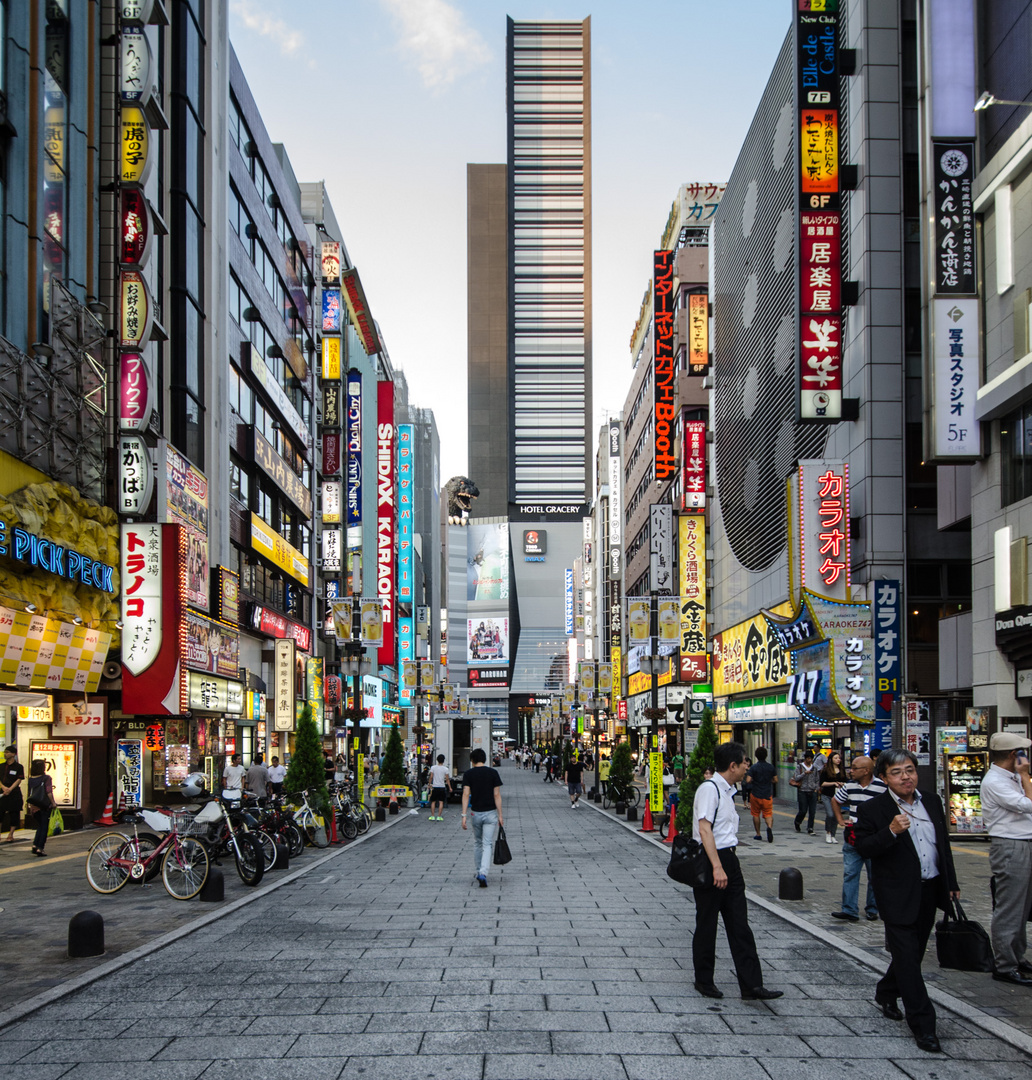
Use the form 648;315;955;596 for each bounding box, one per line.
376;381;395;668
682;419;706;511
653;250;676;481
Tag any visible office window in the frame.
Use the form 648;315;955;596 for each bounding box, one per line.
1002;404;1032;506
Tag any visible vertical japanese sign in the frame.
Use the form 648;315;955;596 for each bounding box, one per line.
682;420;706;511
679;515;707;683
873;579;901;720
565;569;575;636
160;444;210;612
322;336;341;380
117;739;143;809
346;371;362;527
274;638;296;731
653;250;676;481
306;657;324;734
932;143;976;296
607;421;622;581
933;298;980;457
649;504;674;595
398;424;414;607
796;1;843;422
797;460;850;601
398;617;415;707
688;293;709;375
377;381;395;668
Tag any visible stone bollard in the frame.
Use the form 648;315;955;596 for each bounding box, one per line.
199;865;225;903
779;866;804;901
593;791;602;804
270;839;289;871
374;806;386;822
626;805;638;823
615;801;627;815
68;911;105;958
388;802;399;815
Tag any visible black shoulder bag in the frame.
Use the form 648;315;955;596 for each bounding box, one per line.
935;897;993;972
667;780;718;888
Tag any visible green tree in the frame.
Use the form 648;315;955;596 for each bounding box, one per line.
608;741;633;785
676;707;718;833
379;723;407;786
285;703;329;813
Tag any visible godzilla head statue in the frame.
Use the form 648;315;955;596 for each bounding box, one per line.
446;476;480;525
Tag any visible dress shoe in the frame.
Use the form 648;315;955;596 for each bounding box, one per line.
831;911;859;922
693;982;723;999
1019;960;1032;975
992;970;1032;987
794;822;801;832
875;998;903;1021
915;1034;942;1054
866;912;880;921
741;987;784;1000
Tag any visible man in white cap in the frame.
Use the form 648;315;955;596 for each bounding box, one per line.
980;730;1032;986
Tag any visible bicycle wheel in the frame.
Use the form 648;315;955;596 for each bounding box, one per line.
161;836;209;900
86;832;132;894
129;831;163;882
307;813;331;848
250;829;277;871
352;808;370;835
337;812;358;840
628;786;642;808
282;821;304;858
602;787;613;810
232;833;264;886
659;815;669;839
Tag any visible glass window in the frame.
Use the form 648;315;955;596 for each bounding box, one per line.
1002;405;1032;506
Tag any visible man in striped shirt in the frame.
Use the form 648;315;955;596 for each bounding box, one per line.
830;755;886;922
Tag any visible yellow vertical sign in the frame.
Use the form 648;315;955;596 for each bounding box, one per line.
649;750;664;813
357;753;364;799
322;336;341;380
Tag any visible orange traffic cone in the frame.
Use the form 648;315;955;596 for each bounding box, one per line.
640;800;654;833
388;791;399;815
663;808;678;844
94;792;116;826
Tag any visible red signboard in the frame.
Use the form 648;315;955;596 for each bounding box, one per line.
249;604;312;653
816;467;847;588
800;213;841;313
682;419;706;511
679;654;709;684
653;250;676;481
323;431;341;476
799;314;842;416
617;700;628;721
377;381;395;668
119;352;152;432
119;186;151;266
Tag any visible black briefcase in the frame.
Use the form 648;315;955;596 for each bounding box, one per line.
666;833;712;889
935;898;994;972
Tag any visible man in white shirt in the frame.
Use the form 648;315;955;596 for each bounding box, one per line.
268;756;287;795
222;753;245;795
980;731;1032;986
427;754;452;822
691;740;783;1002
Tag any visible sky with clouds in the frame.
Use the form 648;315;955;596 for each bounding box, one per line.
228;0;790;487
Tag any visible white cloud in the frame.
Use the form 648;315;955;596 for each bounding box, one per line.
380;0;490;89
230;0;305;58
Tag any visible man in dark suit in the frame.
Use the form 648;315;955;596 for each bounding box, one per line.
855;748;959;1054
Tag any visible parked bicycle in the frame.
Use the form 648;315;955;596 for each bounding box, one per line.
601;777;641;810
290;788;330;848
180;773;265;886
329;780;371;838
85;807;210;900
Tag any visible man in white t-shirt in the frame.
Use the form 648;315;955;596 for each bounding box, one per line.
268;756;287;795
427;754;452;822
222;753;245;795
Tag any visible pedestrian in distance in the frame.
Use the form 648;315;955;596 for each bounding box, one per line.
245;753;269;800
460;747;503;887
428;754;452;822
533;750;542;772
791;750;821;833
0;745;25;843
544;754;554;783
26;759;56;857
739;757;752;806
565;753;584;808
746;746;777;842
819;750;848;843
855;748;959;1054
979;731;1032;986
268;756;286;796
691;740;783;1002
831;754;885;922
222;753;245;795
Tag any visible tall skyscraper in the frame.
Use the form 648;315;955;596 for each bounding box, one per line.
507;16;592;507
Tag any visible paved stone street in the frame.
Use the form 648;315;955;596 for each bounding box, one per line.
1;762;1031;1079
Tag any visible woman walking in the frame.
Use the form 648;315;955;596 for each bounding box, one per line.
26;760;56;856
819;751;848;843
0;746;25;842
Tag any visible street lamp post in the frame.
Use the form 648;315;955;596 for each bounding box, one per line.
340;641;373;776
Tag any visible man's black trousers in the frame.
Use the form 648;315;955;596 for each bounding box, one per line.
691;846;763;991
877;877;940;1037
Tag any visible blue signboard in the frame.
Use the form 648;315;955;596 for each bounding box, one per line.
564;568;574;636
873;579;901;720
398;617;415;707
398;424;413;604
346;370;362;527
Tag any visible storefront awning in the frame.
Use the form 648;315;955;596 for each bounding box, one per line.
0;690;51;708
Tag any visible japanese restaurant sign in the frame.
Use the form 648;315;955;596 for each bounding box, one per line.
688;293;709;374
683;420;706;511
322;289;342;334
653;250;676;481
119;270;153;349
321;241;341;283
796;1;843;423
649;504;674;595
322;382;341;428
119;186;152;267
274;638;296;731
120;106;150;184
322;336;341;380
254;429;312;518
118;434;153;515
933;142;976;296
679;514;707;682
323;431;341;477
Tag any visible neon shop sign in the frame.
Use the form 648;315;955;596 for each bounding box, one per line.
0;523;117;593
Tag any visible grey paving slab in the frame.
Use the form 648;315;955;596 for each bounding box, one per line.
1;763;1030;1077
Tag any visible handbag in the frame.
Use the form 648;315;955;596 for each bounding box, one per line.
935;897;994;972
666;832;712;888
26;778;49;812
493;825;512;865
48;806;63;837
